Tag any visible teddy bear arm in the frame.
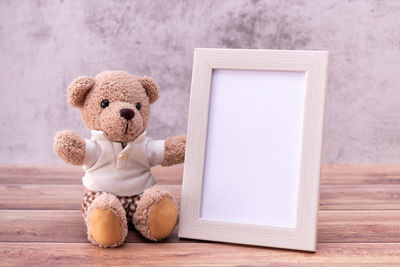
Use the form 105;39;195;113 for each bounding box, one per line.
161;135;186;166
53;130;86;166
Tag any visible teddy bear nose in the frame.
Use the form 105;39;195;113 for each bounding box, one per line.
120;109;135;120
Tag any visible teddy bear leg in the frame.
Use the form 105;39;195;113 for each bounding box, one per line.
133;187;178;241
82;192;128;248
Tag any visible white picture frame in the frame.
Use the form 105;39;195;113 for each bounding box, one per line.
179;48;329;251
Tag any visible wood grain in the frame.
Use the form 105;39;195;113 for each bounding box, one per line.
2;164;400;185
0;165;184;185
318;210;400;243
2;210;400;244
321;164;400;184
1;164;400;265
0;210;181;243
1;183;398;210
0;184;181;209
319;184;400;210
1;243;400;266
0;184;84;209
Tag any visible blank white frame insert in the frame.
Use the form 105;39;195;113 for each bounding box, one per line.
179;48;328;252
201;69;306;228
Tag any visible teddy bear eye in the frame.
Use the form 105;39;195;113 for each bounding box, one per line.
136;102;141;110
101;99;110;108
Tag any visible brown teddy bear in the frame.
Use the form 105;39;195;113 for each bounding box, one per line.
53;70;186;248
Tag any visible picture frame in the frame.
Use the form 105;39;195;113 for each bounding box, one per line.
178;48;329;251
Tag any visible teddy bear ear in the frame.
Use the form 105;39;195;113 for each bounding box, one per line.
139;76;160;104
67;76;95;108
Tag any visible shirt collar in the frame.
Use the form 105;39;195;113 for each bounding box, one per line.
90;130;147;144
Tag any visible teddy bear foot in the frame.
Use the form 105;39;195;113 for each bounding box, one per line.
85;193;128;248
133;187;178;241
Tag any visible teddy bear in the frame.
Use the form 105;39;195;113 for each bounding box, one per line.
53;70;186;248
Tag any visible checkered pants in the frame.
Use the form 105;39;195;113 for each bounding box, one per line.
81;191;143;221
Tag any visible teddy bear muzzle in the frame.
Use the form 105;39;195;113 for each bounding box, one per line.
120;108;135;120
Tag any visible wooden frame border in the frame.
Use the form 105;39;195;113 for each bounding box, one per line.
178;48;329;251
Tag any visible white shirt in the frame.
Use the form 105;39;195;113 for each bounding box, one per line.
82;130;165;196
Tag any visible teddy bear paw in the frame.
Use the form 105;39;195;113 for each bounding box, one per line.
133;187;178;241
85;193;128;248
53;130;86;165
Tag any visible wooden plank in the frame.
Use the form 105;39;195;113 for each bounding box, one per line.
0;184;181;209
319;184;400;210
322;164;400;184
1;183;399;210
1;164;400;185
318;210;400;243
1;243;400;266
0;164;81;181
2;210;400;243
0;184;84;209
0;210;181;243
0;165;184;185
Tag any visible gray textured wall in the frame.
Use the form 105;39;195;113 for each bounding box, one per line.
1;0;399;164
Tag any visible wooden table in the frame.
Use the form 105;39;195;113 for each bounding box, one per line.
1;164;400;266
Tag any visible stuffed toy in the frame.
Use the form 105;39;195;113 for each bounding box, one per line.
53;70;186;248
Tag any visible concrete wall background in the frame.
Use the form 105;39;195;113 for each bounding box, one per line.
1;0;399;164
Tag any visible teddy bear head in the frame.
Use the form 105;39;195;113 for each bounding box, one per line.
67;70;159;143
